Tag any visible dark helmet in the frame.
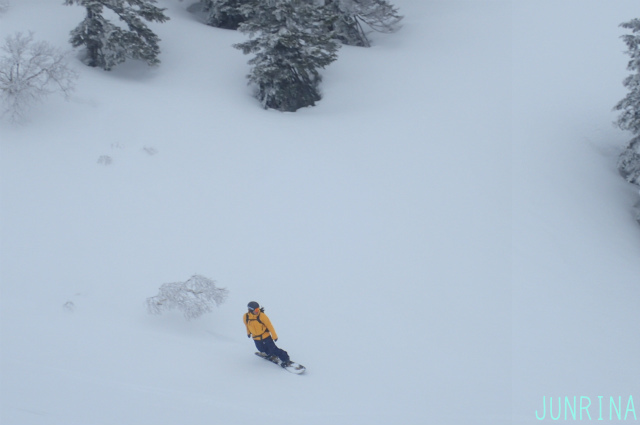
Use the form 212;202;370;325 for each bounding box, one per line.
247;301;260;310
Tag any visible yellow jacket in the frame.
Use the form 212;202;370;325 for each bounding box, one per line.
244;311;278;341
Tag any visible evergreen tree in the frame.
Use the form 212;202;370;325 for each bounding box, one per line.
617;137;640;186
234;0;339;112
200;0;250;30
64;0;169;71
324;0;402;47
615;19;640;186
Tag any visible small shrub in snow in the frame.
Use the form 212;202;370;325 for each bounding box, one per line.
97;155;113;165
147;275;229;320
0;32;77;122
142;146;158;155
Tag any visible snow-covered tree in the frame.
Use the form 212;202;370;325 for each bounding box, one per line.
199;0;251;30
323;0;402;47
0;32;77;122
615;19;640;186
234;0;339;112
64;0;169;71
617;136;640;186
147;275;229;320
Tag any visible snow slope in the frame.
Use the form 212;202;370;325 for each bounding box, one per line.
511;2;640;423
1;1;638;424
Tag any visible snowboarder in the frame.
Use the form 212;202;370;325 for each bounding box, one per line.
244;301;292;368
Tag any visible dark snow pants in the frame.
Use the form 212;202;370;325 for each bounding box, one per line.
254;336;290;363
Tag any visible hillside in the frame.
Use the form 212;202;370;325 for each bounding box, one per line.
1;1;639;424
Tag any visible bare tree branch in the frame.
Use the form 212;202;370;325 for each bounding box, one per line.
0;32;78;122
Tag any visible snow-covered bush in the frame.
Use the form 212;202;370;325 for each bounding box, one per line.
0;32;77;122
147;275;229;320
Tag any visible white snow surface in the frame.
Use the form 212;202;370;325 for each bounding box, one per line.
1;1;639;424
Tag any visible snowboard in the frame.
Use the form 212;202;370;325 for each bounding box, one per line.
255;352;306;374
